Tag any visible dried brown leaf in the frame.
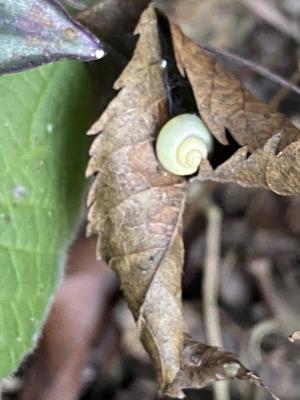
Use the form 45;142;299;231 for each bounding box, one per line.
266;139;300;195
196;135;300;195
86;6;185;392
78;0;150;46
87;6;283;398
196;134;280;189
171;25;300;195
165;336;280;400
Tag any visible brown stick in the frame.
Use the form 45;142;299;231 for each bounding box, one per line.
203;205;230;400
199;44;300;97
269;69;300;109
238;0;300;44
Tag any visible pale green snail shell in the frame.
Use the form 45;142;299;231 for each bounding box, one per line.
156;114;213;176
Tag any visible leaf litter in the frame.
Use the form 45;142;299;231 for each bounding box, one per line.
87;6;186;392
86;3;300;399
170;24;300;195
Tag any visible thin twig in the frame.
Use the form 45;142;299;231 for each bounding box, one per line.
249;259;300;333
203;205;230;400
269;68;300;109
247;319;281;365
204;205;223;346
238;0;300;45
79;3;300;97
61;0;87;11
199;44;300;97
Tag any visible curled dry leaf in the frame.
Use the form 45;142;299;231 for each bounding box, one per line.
78;0;151;45
86;6;186;392
195;134;281;189
171;25;300;195
87;5;282;398
266;139;300;195
165;336;280;400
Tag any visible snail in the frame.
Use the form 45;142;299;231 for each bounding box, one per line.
156;113;213;176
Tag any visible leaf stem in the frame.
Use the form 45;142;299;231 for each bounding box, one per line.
203;204;230;400
238;0;300;45
199;44;300;97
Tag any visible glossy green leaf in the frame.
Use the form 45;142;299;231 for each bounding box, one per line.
0;60;93;378
0;0;105;75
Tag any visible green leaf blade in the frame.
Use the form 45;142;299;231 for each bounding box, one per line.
0;60;93;377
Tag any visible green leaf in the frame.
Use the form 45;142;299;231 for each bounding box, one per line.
0;60;93;378
0;0;105;75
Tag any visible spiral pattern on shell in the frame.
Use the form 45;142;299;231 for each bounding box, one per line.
156;114;213;176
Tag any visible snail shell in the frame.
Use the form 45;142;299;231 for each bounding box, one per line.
156;114;213;176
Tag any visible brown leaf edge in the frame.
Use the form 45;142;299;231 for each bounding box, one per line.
171;24;300;196
86;5;186;393
86;5;281;399
195;135;300;196
164;335;280;400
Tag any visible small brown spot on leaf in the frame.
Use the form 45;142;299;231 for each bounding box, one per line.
64;27;78;41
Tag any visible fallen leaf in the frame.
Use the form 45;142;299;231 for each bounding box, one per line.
266;139;300;195
196;134;280;189
165;336;280;400
87;6;186;392
171;24;299;151
155;0;257;48
78;0;150;46
171;24;300;195
196;134;300;196
0;0;104;75
86;5;283;398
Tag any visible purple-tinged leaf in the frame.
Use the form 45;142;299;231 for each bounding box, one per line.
0;0;105;75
